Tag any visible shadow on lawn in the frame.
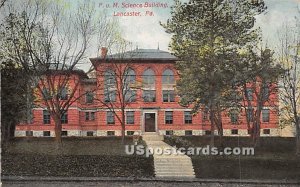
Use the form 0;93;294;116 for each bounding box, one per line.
2;137;155;178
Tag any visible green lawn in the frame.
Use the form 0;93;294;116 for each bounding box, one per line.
165;136;300;180
3;136;300;180
2;137;154;178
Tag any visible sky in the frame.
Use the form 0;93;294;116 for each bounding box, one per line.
89;0;300;55
2;0;299;71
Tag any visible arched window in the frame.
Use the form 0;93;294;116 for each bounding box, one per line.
104;70;116;86
125;68;136;84
142;69;155;85
162;69;175;84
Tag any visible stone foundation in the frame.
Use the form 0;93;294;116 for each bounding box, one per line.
14;128;281;137
96;130;122;136
223;129;249;136
260;128;280;137
14;131;26;137
173;130;185;136
66;130;81;136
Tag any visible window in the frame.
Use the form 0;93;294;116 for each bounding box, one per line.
125;68;136;85
231;129;238;135
86;91;94;104
91;112;95;120
246;108;254;122
87;131;94;136
262;109;270;122
143;90;156;102
104;70;116;86
43;131;50;137
205;130;211;135
85;112;89;121
202;108;209;122
127;131;135;136
26;131;33;136
230;113;238;124
184;111;192;124
59;87;68;100
126;111;134;124
107;131;115;136
246;88;253;101
165;111;173;124
125;90;136;102
162;69;175;84
107;111;115;124
43;110;51;124
185;130;193;136
262;85;269;100
61;111;68;124
142;69;155;85
104;90;116;102
85;112;95;121
42;88;51;100
61;131;68;136
263;129;270;134
166;130;173;135
162;90;175;102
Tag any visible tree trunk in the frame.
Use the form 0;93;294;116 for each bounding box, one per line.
216;108;223;147
121;123;125;144
252;108;262;147
253;121;261;147
210;110;215;147
53;116;62;143
295;117;300;155
121;109;126;144
296;132;300;156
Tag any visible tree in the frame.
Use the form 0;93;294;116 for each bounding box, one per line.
237;46;283;146
1;60;33;143
0;0;118;142
278;20;300;155
0;0;7;8
161;0;266;145
92;42;143;144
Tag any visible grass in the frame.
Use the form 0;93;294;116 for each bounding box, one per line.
3;136;300;179
2;137;154;178
3;137;138;155
165;136;300;180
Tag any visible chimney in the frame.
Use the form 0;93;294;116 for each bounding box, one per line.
101;47;108;58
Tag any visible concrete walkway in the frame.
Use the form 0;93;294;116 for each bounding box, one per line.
142;133;195;178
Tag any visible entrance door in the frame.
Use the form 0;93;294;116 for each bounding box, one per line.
145;113;156;132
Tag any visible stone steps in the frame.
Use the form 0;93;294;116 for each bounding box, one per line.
143;134;195;178
142;134;164;141
155;168;195;172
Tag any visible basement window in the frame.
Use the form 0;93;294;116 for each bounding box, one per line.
263;129;270;135
87;131;94;136
26;131;33;137
185;130;193;136
127;131;134;136
61;131;68;136
231;129;238;135
43;131;50;137
166;130;174;136
107;131;115;136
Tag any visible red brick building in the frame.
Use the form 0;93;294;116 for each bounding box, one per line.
15;49;279;137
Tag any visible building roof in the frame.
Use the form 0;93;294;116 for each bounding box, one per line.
48;63;81;71
43;63;88;78
91;48;177;61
